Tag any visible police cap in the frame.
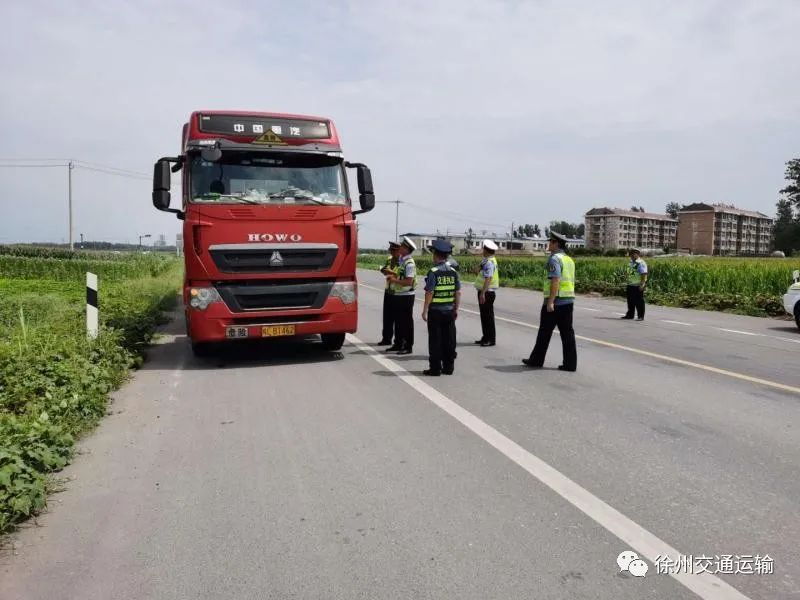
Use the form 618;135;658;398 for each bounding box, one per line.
388;240;401;249
401;235;417;252
429;239;453;255
549;231;568;244
482;239;498;251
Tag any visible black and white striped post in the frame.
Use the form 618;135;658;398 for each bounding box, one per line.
86;272;98;339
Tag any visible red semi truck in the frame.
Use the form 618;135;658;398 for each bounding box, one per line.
152;111;374;356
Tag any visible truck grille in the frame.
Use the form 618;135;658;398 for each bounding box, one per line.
209;243;338;274
216;281;334;312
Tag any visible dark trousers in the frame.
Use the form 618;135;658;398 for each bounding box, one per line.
528;303;577;370
381;291;398;342
478;290;496;343
625;285;645;319
395;295;415;350
427;310;457;372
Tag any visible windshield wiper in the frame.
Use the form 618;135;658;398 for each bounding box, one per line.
195;193;260;204
268;188;327;204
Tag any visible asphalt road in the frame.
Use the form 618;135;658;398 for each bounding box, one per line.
1;269;799;600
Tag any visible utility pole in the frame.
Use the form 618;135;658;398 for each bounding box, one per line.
376;199;403;242
68;160;74;250
395;198;400;242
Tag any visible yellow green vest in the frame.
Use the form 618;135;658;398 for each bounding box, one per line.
382;255;393;291
392;257;417;294
429;264;457;305
474;256;500;290
542;253;575;298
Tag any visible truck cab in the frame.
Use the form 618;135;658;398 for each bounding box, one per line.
152;111;374;355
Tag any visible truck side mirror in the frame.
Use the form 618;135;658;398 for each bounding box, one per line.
152;157;184;219
345;162;375;215
153;160;171;210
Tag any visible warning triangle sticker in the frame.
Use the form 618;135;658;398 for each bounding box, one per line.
252;130;287;145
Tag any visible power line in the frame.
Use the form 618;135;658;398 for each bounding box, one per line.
73;164;150;180
402;201;508;230
0;163;67;168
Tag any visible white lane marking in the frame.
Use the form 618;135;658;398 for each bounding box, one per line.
718;329;761;337
358;282;800;395
579;307;601;312
661;320;692;326
776;337;800;344
348;334;752;600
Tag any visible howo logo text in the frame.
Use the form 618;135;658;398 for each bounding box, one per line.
248;233;303;242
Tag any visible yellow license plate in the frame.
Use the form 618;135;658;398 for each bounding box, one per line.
262;325;296;337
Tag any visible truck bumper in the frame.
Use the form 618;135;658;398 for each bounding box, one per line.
186;298;358;344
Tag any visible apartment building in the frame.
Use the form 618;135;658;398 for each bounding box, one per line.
584;208;678;251
677;203;773;256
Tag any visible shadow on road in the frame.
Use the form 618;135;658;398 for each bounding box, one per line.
485;364;560;373
141;334;347;370
767;325;799;334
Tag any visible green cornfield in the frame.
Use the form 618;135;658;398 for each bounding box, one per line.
1;245;182;533
358;253;798;316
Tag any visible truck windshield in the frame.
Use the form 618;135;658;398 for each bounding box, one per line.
189;153;347;205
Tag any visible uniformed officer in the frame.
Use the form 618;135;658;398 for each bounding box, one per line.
522;231;577;371
621;248;648;321
378;241;401;345
474;239;499;347
385;236;417;355
422;240;461;376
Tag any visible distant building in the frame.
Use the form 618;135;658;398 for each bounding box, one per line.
677;203;773;256
401;233;584;255
584;208;678;252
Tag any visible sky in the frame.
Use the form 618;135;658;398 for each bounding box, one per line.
1;0;799;248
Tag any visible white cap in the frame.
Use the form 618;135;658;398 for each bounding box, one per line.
482;239;498;251
401;235;417;252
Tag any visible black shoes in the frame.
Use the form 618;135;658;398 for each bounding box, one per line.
377;339;392;346
423;369;441;376
521;358;541;368
558;365;577;372
636;317;645;321
385;345;402;352
480;341;496;347
397;348;412;355
620;315;634;320
442;368;454;375
474;339;485;345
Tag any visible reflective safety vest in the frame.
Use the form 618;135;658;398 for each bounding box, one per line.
429;264;458;306
474;256;500;290
381;255;393;291
627;259;646;286
392;256;417;294
543;252;575;298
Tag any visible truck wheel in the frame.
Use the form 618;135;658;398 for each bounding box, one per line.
191;342;214;357
321;333;345;351
795;304;800;331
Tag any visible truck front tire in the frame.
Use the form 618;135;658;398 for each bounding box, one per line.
321;333;346;351
795;303;800;331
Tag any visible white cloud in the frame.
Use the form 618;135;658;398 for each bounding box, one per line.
1;0;798;246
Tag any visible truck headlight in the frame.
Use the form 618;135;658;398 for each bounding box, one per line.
330;282;356;305
189;287;221;310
